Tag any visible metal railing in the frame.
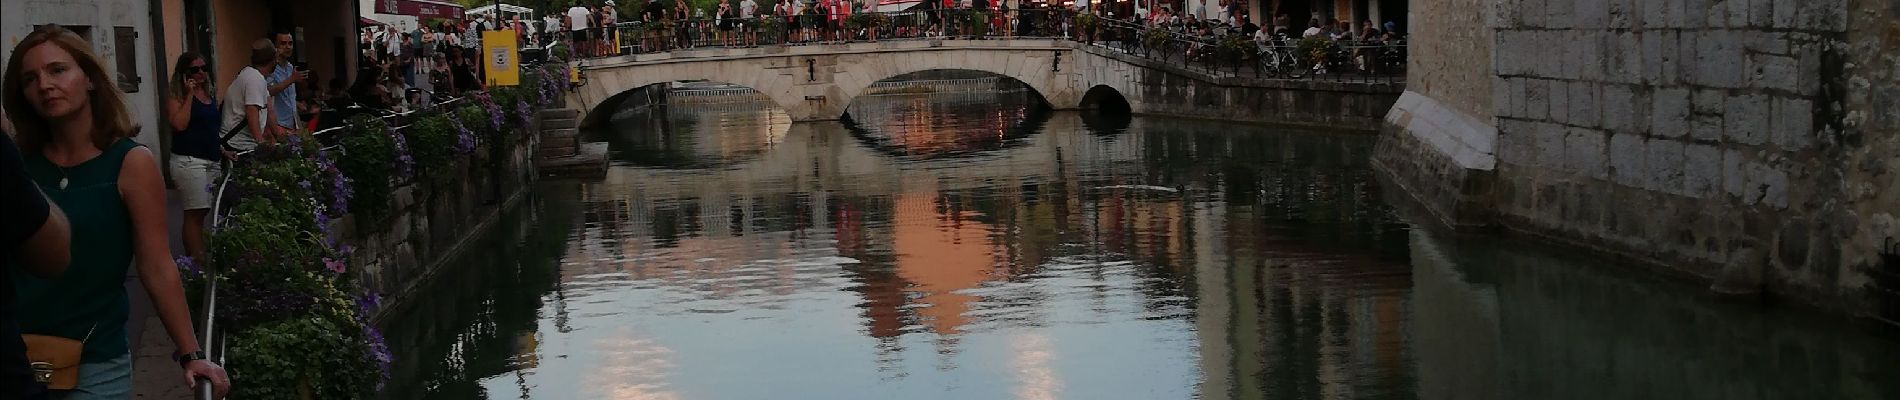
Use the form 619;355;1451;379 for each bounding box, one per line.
555;8;1078;56
560;8;1406;84
1087;16;1406;84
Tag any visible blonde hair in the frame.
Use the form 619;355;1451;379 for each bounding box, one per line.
2;25;138;153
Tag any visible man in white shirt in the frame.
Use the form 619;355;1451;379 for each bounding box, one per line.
739;0;757;46
543;14;562;45
568;4;594;57
221;39;278;152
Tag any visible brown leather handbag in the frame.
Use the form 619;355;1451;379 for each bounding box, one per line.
22;326;91;390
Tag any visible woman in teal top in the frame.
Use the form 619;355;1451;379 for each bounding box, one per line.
4;25;230;399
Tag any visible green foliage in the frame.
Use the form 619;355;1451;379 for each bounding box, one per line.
456;104;492;140
846;12;886;31
337;116;398;224
1296;36;1335;66
407;113;459;183
1076;13;1098;32
1142;27;1171;50
225;294;382;400
210;199;320;276
959;10;991;36
203;82;552;399
1217;34;1257;61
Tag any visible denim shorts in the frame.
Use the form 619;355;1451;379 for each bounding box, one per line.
50;354;131;400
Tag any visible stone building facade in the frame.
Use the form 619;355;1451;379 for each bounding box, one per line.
1382;0;1900;325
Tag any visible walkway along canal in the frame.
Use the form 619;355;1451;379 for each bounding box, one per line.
379;89;1900;399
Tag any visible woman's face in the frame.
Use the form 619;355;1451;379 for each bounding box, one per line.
16;42;90;121
190;58;209;82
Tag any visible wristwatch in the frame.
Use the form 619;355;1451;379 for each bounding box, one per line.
175;350;208;366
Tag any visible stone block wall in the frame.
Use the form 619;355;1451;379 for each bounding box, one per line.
1374;0;1500;228
337;128;543;316
1840;0;1900;324
1485;0;1851;308
1408;0;1496;121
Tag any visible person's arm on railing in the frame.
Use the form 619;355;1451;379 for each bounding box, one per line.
121;148;231;399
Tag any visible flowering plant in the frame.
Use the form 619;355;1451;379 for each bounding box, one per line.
337;115;400;224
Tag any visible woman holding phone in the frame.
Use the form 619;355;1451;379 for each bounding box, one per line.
164;52;225;263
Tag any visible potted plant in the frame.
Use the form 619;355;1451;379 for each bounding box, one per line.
1141;27;1170;57
1295;36;1336;74
1076;13;1099;43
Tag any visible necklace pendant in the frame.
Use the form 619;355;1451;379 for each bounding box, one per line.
58;177;68;190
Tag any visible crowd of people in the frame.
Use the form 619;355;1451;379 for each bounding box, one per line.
1081;5;1405;75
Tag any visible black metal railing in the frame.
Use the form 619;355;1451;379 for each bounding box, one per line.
1087;16;1405;84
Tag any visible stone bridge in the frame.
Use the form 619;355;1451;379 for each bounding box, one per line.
566;39;1402;129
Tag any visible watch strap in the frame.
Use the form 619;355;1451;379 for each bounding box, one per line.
175;350;207;366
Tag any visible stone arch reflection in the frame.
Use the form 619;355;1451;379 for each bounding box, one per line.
840;89;1054;159
592;82;793;169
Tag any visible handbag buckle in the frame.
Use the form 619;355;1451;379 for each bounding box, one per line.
29;361;53;383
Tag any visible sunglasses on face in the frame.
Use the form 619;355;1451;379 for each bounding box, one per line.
187;65;207;73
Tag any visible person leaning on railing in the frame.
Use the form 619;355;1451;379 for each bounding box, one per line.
3;24;231;399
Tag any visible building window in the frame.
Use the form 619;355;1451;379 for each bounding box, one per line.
114;26;140;93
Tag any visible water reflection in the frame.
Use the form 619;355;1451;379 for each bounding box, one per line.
383;91;1900;400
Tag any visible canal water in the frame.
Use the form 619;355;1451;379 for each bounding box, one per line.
381;90;1900;399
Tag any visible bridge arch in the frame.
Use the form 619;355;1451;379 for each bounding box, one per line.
833;48;1082;114
568;40;1084;124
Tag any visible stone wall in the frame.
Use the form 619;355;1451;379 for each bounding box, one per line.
337;122;544;320
1486;0;1849;307
1408;0;1495;121
1840;0;1900;324
1372;0;1499;228
1382;0;1900;321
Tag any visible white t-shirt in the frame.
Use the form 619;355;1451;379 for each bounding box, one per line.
221;66;271;151
568;7;592;31
1303;26;1323;38
740;0;757;18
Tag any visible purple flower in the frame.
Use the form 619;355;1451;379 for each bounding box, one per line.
174;255;201;276
487;103;506;132
450;115;477;155
390;129;415;180
515;101;534;131
362;325;393;391
323;257;346;274
287;134;304;156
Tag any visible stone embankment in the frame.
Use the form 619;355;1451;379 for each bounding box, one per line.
1381;0;1900;326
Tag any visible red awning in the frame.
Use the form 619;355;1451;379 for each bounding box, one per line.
360;17;386;26
373;0;465;20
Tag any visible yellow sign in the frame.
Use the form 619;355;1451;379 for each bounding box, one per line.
483;31;519;86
